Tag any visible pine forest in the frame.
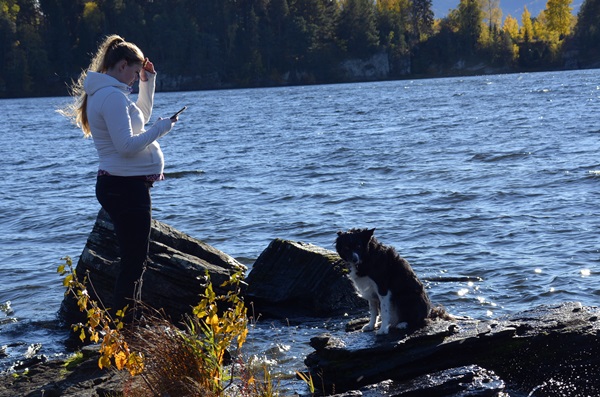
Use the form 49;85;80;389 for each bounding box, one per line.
1;0;599;98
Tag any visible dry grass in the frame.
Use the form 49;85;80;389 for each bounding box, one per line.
59;257;284;397
123;314;218;397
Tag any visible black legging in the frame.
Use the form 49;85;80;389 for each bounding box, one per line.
96;175;152;317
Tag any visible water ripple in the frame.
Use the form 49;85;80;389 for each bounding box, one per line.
2;70;600;380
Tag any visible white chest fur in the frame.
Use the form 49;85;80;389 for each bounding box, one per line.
348;266;378;300
348;264;405;334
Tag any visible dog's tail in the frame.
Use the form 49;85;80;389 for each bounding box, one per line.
429;305;455;321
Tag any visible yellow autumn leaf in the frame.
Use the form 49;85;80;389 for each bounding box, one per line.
127;352;145;376
114;351;127;370
238;328;248;349
98;355;111;370
88;309;100;328
194;309;207;318
62;274;73;287
101;343;115;357
77;295;88;311
116;307;127;318
206;313;217;325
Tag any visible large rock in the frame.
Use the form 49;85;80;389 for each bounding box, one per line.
327;365;506;397
59;209;245;325
305;302;600;396
244;239;367;318
339;52;391;80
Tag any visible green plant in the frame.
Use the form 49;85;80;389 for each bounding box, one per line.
184;269;249;393
243;364;281;397
62;351;85;371
58;256;144;376
296;371;315;395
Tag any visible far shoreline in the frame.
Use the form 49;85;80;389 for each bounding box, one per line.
4;64;600;101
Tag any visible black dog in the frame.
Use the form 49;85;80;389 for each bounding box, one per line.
336;228;435;334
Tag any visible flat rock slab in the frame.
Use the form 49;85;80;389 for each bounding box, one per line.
0;346;123;397
305;302;600;396
328;365;506;397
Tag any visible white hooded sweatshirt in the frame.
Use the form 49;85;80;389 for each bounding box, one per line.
84;71;173;177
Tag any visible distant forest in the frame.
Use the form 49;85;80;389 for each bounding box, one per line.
1;0;599;98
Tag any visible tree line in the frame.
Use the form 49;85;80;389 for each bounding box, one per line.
1;0;599;98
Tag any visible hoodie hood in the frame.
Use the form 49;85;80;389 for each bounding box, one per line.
84;71;131;96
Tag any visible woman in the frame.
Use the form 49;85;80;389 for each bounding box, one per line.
61;35;177;319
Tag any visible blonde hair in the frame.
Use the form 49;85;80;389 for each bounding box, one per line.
59;35;145;137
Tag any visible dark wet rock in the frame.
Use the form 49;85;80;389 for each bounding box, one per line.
244;238;367;318
305;302;600;396
10;344;46;372
0;346;123;397
59;209;245;325
328;365;506;396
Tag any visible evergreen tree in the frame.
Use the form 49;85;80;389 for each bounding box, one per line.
15;0;49;92
376;0;410;76
412;10;460;72
305;0;342;80
192;0;239;82
232;1;265;85
263;0;289;78
38;0;80;77
0;0;598;98
494;29;517;66
376;0;409;48
337;0;380;58
287;0;325;74
0;0;22;95
410;0;434;41
75;1;104;63
574;0;600;60
457;0;482;56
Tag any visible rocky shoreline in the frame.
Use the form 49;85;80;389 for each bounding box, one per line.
1;211;598;396
0;346;124;397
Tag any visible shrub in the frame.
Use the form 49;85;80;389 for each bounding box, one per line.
58;256;282;397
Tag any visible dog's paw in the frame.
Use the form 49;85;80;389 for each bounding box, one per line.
361;323;375;332
376;326;390;335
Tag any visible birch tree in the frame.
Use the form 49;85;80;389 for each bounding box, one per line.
545;0;574;37
502;15;519;39
521;6;534;42
480;0;502;32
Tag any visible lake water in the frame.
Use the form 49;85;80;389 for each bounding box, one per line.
1;69;600;393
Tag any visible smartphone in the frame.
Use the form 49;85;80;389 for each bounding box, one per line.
170;106;187;120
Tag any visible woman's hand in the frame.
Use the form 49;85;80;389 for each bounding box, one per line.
140;58;155;82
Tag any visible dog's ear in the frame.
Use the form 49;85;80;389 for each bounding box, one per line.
337;231;343;236
366;228;375;237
